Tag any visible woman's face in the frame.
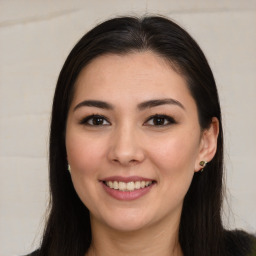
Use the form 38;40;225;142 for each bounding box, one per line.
65;51;214;232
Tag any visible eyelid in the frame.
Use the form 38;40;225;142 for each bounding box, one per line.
79;114;111;126
144;114;176;126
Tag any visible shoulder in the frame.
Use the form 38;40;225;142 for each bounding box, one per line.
23;250;40;256
223;229;256;256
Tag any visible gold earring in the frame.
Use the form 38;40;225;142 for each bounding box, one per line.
68;164;71;173
199;161;207;172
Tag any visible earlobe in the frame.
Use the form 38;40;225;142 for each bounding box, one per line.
68;164;71;173
199;160;207;172
195;117;219;172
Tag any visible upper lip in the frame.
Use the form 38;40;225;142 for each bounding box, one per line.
101;176;155;182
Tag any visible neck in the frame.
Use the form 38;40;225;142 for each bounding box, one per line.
86;216;183;256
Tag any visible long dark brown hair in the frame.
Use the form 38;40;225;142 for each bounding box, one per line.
40;15;225;256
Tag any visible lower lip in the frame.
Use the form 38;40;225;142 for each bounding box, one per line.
102;182;155;201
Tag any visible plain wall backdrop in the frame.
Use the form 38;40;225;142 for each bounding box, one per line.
0;1;255;255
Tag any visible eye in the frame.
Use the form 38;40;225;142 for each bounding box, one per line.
144;114;176;126
80;115;110;126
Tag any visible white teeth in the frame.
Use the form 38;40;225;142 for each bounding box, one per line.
127;182;135;191
135;181;141;189
119;182;126;191
113;181;118;190
105;180;153;191
108;181;113;188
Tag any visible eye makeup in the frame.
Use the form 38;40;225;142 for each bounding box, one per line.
79;114;110;126
144;114;177;127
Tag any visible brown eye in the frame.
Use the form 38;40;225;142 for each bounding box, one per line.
80;115;110;126
153;117;166;125
145;114;176;127
92;116;104;125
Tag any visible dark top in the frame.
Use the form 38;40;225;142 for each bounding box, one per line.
224;230;256;256
25;230;256;256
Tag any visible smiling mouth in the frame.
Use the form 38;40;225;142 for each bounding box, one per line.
103;180;155;192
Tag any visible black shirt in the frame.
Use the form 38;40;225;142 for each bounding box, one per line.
25;230;256;256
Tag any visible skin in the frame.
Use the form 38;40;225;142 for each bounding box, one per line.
65;51;219;256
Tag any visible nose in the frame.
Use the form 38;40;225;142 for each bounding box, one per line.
107;125;145;166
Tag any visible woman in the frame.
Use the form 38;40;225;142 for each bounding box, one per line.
28;16;255;256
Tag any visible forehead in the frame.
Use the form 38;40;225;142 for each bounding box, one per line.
72;51;195;110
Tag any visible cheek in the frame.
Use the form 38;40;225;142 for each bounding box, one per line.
148;131;200;178
65;133;107;211
66;133;106;176
155;139;197;165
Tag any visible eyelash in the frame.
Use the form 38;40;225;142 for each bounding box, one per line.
79;114;176;127
144;114;176;126
79;114;110;126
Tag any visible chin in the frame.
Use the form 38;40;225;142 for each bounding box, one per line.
93;208;153;233
106;219;150;233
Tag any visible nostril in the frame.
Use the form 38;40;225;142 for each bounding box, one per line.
112;158;135;162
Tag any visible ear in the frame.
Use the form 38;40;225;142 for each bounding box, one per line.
194;117;219;172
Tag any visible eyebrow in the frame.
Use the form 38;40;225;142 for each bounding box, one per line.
73;100;114;111
137;98;185;111
73;98;185;112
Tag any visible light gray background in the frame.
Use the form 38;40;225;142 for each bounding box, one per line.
0;1;255;255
